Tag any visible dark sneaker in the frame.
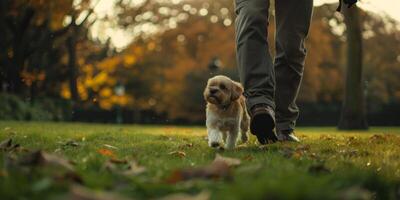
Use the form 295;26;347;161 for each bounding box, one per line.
249;105;278;144
277;130;300;142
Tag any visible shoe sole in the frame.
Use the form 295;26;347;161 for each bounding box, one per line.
250;113;278;144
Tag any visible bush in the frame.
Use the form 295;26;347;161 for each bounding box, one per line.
0;93;72;121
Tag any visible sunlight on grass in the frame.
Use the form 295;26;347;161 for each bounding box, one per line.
0;121;399;199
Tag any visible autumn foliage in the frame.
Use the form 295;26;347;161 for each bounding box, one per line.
0;0;399;123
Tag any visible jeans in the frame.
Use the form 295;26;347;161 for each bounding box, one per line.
234;0;313;131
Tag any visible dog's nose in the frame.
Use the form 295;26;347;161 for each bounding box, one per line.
210;88;218;94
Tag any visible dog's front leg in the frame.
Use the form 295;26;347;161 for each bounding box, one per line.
207;128;222;148
225;126;239;150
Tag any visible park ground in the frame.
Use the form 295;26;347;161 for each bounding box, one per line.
0;121;400;200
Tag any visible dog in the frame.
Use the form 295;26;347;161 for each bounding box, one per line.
203;75;249;149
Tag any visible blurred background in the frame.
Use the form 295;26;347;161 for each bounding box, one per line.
0;0;399;127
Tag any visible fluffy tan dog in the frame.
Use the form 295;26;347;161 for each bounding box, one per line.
203;75;249;149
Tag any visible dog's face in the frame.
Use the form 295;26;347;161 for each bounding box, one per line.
204;75;244;106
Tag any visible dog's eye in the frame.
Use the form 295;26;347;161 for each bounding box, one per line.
220;84;226;90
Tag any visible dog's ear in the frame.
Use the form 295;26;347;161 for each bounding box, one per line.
203;79;212;99
203;80;209;99
231;81;244;101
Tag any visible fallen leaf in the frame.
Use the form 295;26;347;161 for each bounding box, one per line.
166;161;230;184
213;154;241;167
18;150;75;171
109;158;128;164
166;154;240;183
98;149;116;158
0;138;20;152
104;159;146;177
168;151;186;158
69;185;131;200
178;143;193;149
0;138;12;149
157;191;210;200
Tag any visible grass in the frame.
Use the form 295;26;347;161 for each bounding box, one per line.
0;121;399;200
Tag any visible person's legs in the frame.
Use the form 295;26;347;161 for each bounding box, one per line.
234;0;278;144
274;0;313;133
234;0;274;111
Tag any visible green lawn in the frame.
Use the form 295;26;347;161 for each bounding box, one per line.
0;121;399;200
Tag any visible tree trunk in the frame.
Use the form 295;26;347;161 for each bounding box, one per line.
338;6;368;130
66;35;79;101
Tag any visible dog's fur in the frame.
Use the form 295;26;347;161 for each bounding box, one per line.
203;75;249;149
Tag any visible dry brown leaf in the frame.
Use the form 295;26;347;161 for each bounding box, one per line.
165;154;240;184
168;151;186;158
104;159;146;177
69;185;131;200
0;138;21;152
166;160;230;184
213;154;241;167
178;143;193;149
0;138;12;149
18;150;75;171
157;191;210;200
109;158;128;164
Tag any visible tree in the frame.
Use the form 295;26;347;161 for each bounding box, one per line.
338;5;368;130
0;0;73;96
65;2;98;102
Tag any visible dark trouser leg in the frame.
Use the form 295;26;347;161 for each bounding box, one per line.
234;0;274;111
274;0;313;132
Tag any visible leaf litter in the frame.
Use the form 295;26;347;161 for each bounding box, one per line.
0;138;23;152
168;151;186;158
165;154;241;183
104;158;147;177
